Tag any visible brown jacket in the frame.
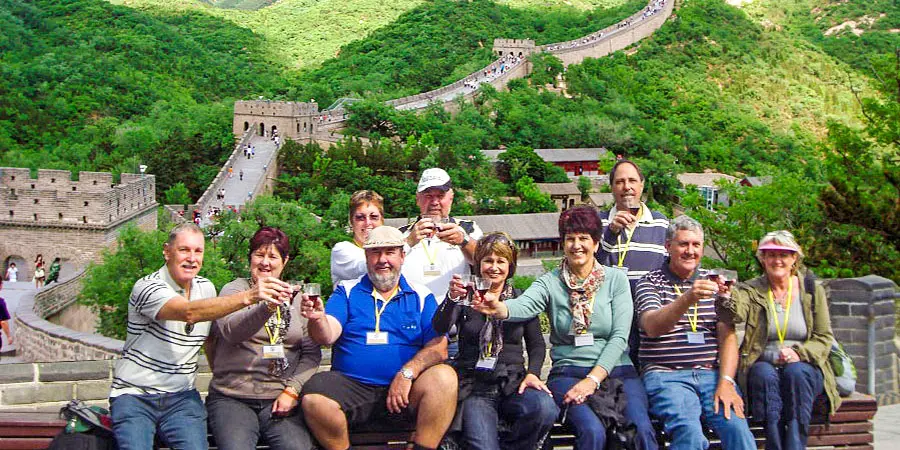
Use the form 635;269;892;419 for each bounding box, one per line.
721;270;841;415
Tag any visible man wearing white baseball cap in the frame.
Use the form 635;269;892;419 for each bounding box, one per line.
400;168;483;304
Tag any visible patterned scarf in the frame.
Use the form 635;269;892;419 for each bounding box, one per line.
560;258;605;334
251;278;292;377
478;282;513;359
265;303;291;377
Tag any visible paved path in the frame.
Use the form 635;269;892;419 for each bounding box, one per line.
209;135;278;213
875;403;900;449
0;281;32;361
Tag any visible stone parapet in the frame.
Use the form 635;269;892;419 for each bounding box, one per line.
13;272;124;363
824;276;899;402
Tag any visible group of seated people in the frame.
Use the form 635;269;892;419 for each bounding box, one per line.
108;163;841;450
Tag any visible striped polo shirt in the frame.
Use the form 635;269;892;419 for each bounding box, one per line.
634;266;719;372
110;265;217;397
596;204;669;292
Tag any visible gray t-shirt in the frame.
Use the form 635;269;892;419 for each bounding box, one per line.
761;282;807;363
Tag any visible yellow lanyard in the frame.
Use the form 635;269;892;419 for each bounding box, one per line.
422;239;440;265
373;286;400;333
673;283;699;333
263;306;282;345
767;281;793;346
616;229;635;267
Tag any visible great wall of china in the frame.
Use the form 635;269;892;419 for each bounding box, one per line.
6;0;896;410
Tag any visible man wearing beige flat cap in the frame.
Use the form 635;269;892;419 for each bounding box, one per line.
300;226;457;450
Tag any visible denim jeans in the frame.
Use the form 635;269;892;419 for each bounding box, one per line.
206;390;313;450
642;369;755;450
461;386;559;450
110;389;208;450
547;365;658;450
748;361;824;450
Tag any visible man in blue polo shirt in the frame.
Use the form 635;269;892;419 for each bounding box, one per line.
301;226;457;450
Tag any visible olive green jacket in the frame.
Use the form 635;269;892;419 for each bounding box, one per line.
720;270;841;415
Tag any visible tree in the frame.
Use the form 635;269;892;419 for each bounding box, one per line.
577;176;592;201
529;53;564;87
633;150;681;205
78;224;231;340
164;182;191;207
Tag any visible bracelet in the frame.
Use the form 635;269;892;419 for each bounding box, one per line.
585;374;601;390
282;388;299;400
721;375;737;386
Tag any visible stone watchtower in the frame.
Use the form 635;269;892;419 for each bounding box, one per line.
0;168;158;276
233;100;321;142
492;38;536;58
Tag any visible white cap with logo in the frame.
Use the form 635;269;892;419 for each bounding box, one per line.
416;168;452;193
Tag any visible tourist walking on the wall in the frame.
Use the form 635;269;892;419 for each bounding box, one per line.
45;258;62;285
228;166;234;178
4;262;17;282
0;278;13;356
239;170;244;181
109;223;294;450
34;254;45;289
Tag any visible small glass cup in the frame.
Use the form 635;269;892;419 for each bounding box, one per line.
304;283;321;303
452;275;477;307
474;276;491;297
421;215;440;241
623;197;641;216
288;280;304;301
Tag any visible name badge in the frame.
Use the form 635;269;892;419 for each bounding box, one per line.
262;344;285;359
475;357;497;371
686;331;705;344
574;332;595;347
423;264;441;277
367;331;389;345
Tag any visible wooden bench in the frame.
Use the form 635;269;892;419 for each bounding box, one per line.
0;392;877;450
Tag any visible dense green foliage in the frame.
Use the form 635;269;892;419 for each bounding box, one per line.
0;0;287;198
284;0;646;106
78;224;232;340
80;196;348;339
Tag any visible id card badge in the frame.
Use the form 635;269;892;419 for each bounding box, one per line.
686;331;705;344
423;264;441;277
262;344;286;360
574;333;595;347
366;331;389;345
475;357;498;371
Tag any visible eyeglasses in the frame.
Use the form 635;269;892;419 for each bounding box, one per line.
482;233;513;246
353;213;382;222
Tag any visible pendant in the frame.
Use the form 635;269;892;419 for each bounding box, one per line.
775;303;783;313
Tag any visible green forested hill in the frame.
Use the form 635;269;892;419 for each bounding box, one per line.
0;0;288;196
2;0;897;284
109;0;630;68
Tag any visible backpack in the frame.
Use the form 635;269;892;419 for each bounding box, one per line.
805;272;857;397
48;400;117;450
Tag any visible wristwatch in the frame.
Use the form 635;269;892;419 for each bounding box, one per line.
721;375;737;386
460;231;470;247
400;367;415;381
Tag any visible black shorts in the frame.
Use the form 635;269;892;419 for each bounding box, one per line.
302;371;415;430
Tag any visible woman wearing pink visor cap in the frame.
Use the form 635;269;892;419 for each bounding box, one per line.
719;230;840;450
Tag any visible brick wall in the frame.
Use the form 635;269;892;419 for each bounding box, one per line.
825;275;899;401
13;271;123;364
